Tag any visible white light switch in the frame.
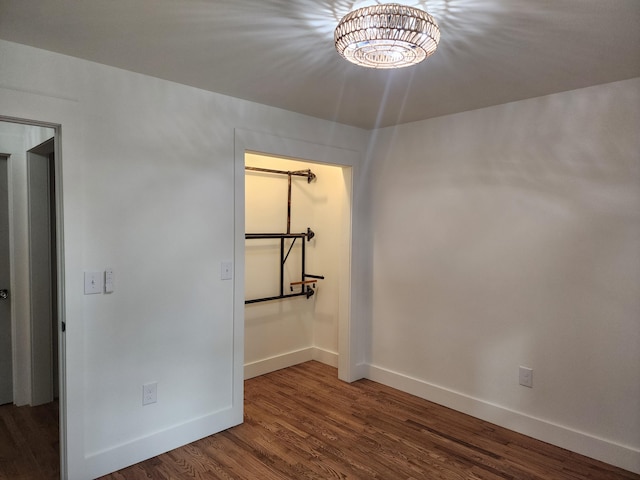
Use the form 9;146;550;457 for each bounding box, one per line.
84;271;103;295
104;268;114;293
221;261;233;280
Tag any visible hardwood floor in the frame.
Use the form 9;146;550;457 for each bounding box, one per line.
0;399;59;480
99;361;637;480
2;362;638;479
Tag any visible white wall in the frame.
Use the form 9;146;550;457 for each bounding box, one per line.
366;78;640;473
0;39;368;479
3;35;635;478
0;122;54;406
244;153;347;376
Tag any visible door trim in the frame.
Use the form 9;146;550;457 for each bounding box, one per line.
0;153;12;405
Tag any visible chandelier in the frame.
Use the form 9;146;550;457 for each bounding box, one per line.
334;3;440;69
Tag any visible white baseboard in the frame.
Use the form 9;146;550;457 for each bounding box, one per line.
82;406;241;479
312;347;339;368
245;347;338;379
366;364;640;475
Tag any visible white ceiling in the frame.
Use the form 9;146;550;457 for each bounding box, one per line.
1;0;639;129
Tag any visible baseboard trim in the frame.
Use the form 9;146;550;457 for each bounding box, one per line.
312;347;339;368
245;347;338;379
83;405;241;479
366;364;640;475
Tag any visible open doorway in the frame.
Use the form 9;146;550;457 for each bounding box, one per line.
234;129;361;388
0;119;63;477
243;152;353;379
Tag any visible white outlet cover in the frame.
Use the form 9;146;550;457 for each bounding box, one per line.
143;382;157;405
519;366;533;388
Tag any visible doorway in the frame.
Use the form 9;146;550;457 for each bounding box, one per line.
243;152;353;379
0;119;62;476
234;129;360;387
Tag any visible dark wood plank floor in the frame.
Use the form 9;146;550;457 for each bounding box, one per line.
100;361;637;480
2;362;638;479
0;399;59;480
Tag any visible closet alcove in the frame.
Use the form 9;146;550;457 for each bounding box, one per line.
244;152;348;379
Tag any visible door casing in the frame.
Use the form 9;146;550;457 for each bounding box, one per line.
0;154;12;405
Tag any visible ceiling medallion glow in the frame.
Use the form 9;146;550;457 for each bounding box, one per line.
335;3;440;69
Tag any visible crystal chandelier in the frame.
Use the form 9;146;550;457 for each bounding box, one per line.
334;3;440;69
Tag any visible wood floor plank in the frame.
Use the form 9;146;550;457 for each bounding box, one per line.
0;400;59;480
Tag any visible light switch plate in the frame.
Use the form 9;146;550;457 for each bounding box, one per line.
104;268;114;293
221;261;233;280
84;271;103;294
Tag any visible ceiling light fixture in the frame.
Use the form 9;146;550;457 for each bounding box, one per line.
335;3;440;69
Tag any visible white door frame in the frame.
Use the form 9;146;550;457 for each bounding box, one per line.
0;153;12;405
0;115;66;478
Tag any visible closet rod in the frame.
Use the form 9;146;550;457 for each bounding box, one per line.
245;288;315;304
245;228;314;241
245;232;307;239
246;166;316;234
245;166;316;183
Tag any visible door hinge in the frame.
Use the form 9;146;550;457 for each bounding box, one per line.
61;321;66;332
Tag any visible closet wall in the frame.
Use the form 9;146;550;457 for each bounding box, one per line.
244;153;348;378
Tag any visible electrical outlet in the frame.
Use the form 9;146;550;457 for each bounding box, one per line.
519;366;533;388
143;382;157;405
